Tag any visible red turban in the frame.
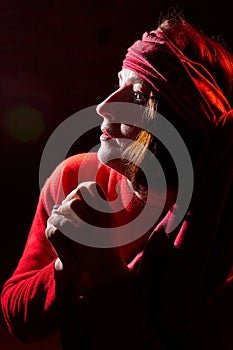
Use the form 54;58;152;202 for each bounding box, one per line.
122;30;231;132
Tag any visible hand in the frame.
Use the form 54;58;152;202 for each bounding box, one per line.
46;212;92;295
47;182;131;287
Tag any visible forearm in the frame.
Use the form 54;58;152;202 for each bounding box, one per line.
1;256;93;343
1;261;60;343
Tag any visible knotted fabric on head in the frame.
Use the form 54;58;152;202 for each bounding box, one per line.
124;29;233;337
122;30;231;132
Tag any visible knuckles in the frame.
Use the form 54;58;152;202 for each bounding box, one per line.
45;182;107;242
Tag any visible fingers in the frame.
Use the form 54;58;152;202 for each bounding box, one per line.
46;205;79;258
64;181;105;202
46;220;83;278
46;181;110;254
51;181;107;227
70;184;112;228
76;181;106;199
51;200;82;227
46;221;71;258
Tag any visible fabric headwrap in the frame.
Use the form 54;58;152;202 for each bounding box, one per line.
122;30;231;132
123;29;233;338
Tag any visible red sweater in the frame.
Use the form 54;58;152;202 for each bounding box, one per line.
1;153;164;349
1;152;232;349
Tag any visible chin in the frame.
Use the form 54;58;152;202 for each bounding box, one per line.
97;145;126;176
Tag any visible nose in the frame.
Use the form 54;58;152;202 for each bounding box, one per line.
96;87;125;121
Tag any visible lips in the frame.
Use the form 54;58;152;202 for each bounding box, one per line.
100;123;121;141
100;123;138;142
100;128;113;141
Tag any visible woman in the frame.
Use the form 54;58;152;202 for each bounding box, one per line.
1;13;233;350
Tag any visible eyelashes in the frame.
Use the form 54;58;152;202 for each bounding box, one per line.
131;91;148;105
113;84;148;106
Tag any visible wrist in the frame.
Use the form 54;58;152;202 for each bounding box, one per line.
54;258;85;294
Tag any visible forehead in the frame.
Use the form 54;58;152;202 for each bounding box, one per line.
118;69;152;95
118;69;144;83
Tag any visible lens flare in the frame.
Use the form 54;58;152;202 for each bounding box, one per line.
4;105;45;142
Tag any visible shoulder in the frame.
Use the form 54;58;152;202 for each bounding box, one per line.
61;152;113;190
61;152;99;171
62;153;126;196
41;152;119;205
40;152;130;217
42;152;100;196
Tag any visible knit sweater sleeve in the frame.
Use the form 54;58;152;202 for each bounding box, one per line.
0;153;99;343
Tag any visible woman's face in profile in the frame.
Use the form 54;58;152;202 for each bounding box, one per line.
96;69;152;174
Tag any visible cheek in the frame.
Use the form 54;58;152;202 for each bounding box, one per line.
120;124;142;139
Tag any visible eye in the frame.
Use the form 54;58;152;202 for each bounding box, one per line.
132;91;148;105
